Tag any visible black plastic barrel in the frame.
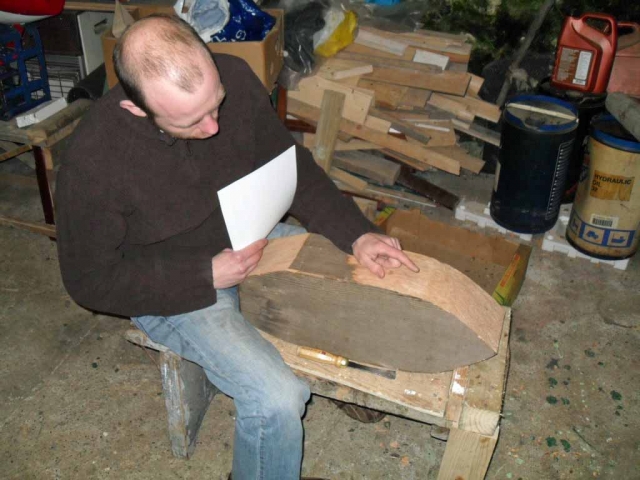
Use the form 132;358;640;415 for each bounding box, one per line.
538;79;606;203
490;94;578;234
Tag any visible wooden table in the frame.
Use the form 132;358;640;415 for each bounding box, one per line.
126;306;511;480
0;99;92;237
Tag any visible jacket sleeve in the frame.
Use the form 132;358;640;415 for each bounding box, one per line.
55;162;216;318
247;73;380;252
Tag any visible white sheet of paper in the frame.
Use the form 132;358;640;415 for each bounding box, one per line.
218;146;297;250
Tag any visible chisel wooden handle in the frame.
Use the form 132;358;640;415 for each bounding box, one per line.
296;346;348;367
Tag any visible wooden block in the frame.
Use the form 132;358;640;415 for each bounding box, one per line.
451;119;501;147
428;94;475;123
333;150;401;185
287;75;373;125
428;146;485;174
441;94;501;123
240;234;505;372
363;68;471;96
399;88;432;108
287;98;459;174
312;90;346;173
355;28;408;56
371;107;431;144
318;58;373;80
329;166;368;191
358;79;409;109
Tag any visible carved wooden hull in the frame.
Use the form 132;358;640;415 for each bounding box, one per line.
239;234;504;373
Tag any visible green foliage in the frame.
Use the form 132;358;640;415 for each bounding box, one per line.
421;0;640;74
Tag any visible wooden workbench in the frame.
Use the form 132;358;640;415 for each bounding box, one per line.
126;306;511;479
0;99;91;236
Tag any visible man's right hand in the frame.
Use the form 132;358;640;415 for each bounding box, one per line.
212;239;268;289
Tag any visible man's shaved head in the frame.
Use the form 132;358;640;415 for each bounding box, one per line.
114;14;215;116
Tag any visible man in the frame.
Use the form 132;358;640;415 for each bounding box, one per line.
55;14;418;480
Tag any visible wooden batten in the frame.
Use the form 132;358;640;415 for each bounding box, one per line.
240;234;505;373
428;94;476;123
333;150;401;185
357;79;409;109
363;68;471;96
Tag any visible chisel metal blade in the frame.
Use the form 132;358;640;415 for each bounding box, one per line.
346;360;397;379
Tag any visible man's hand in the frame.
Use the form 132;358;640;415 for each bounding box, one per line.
212;239;268;289
352;233;419;279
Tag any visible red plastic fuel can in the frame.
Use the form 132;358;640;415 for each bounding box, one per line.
551;13;618;94
608;22;640;98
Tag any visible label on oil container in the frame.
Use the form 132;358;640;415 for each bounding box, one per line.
590;170;635;201
570;210;636;248
556;47;592;86
590;214;619;229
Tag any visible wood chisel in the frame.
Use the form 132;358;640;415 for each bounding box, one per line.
296;346;397;380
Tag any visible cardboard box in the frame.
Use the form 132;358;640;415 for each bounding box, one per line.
101;9;284;91
380;209;531;306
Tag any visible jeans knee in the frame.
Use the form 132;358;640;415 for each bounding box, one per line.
263;378;310;422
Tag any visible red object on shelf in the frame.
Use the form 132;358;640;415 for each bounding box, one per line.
608;22;640;98
551;13;618;94
0;0;65;16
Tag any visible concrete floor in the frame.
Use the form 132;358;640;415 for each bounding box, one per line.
1;158;639;479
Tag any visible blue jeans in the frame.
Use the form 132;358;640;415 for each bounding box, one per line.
132;223;310;480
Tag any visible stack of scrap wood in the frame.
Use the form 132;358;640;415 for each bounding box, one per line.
285;26;503;212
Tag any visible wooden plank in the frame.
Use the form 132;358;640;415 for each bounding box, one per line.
352;197;379;221
337;181;436;211
0;144;32;163
363;68;471;96
354;29;408;56
413;49;450;69
428;94;475;123
344;42;417;61
357;79;408;109
370;108;431;144
451;119;501;147
333;150;401;186
287;76;373;125
396;168;460;210
312;90;346;173
437;427;499;480
0;215;56;238
318;59;373;80
408;121;457;147
241;234;505;372
302;134;380;152
444;365;470;425
364;115;391;133
287;98;459;174
337;50;441;74
399;88;432;108
460;308;511;436
264;333;451;422
329;166;368;191
441;94;501;123
428;146;485;174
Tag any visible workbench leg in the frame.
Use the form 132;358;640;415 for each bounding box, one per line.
437;427;499;480
159;351;219;459
33;146;55;225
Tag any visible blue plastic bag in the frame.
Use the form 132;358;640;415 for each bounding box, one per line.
210;0;275;42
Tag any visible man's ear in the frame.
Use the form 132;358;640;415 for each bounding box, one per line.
119;99;148;118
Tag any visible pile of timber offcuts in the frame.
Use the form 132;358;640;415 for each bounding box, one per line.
285;26;502;213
